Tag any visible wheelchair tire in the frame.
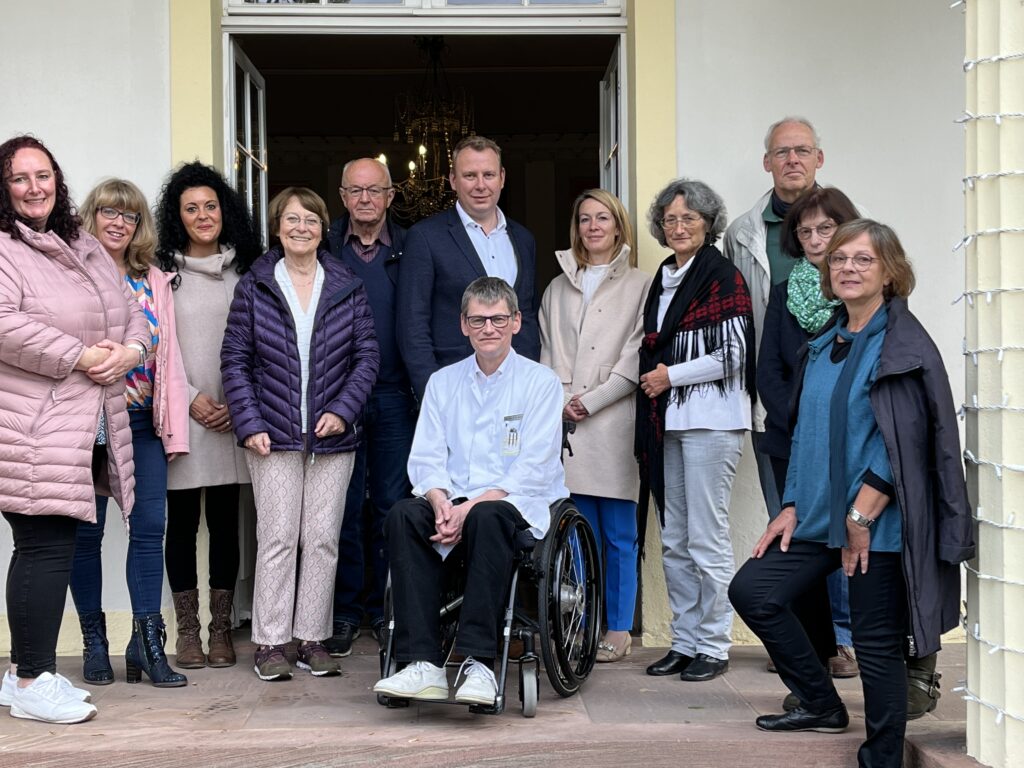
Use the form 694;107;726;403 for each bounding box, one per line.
519;659;539;718
537;500;602;698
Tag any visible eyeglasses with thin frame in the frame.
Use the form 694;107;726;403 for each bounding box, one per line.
660;214;703;231
464;313;513;330
769;145;818;161
828;252;877;271
280;214;323;229
98;206;142;226
796;221;837;242
341;186;392;200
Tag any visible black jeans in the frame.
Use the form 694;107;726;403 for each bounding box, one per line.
165;484;240;592
4;512;79;678
386;497;527;666
730;540;908;768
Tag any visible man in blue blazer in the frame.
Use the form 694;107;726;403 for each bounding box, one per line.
397;135;540;399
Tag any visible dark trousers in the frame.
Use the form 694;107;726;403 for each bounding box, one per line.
769;456;837;665
4;512;79;677
730;540;909;768
165;483;240;592
333;389;416;629
386;497;527;666
71;410;167;617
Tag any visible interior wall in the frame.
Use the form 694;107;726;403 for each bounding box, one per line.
675;0;966;579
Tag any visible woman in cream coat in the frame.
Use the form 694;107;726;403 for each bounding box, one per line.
540;189;651;663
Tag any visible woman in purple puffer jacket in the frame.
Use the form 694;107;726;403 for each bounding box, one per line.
221;187;379;682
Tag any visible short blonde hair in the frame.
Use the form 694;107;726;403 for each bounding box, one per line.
568;189;636;269
269;187;330;238
80;178;157;279
821;219;916;301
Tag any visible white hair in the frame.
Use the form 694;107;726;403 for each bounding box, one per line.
763;116;821;151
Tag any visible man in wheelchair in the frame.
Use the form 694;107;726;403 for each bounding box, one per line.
374;277;568;707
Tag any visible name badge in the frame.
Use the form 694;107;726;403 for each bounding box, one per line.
502;414;523;456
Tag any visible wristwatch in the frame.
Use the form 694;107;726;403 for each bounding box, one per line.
847;506;875;528
127;343;146;368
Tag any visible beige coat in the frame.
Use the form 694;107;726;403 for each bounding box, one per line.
539;245;651;502
165;248;250;491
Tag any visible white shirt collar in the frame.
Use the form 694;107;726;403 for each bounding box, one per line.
456;200;507;234
471;347;517;382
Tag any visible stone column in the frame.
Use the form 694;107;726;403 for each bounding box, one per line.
963;2;1024;765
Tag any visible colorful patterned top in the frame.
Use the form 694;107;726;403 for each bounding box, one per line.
124;274;159;410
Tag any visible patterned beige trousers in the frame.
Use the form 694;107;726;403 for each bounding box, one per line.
247;450;355;646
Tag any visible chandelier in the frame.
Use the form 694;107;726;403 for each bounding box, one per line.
390;37;475;223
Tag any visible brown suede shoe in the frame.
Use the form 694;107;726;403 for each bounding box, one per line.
828;646;859;679
206;589;236;668
172;589;206;669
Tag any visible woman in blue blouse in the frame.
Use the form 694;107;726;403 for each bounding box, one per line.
729;220;974;768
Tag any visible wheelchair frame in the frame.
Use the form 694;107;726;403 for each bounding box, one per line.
376;498;602;717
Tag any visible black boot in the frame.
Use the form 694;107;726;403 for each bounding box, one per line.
79;611;114;685
906;652;941;719
126;614;188;688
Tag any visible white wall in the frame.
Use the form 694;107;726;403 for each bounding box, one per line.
676;0;966;569
1;1;171;631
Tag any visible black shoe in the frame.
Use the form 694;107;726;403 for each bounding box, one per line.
371;619;384;645
79;611;114;685
324;622;360;658
679;653;729;681
646;650;694;676
756;704;850;733
125;614;188;688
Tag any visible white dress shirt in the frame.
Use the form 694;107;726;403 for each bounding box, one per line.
456;201;518;288
275;258;325;434
407;348;568;538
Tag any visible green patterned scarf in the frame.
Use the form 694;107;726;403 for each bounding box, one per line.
786;257;839;333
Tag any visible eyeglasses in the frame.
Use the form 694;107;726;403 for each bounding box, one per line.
341;186;391;199
796;221;837;242
98;206;142;226
828;253;877;271
464;313;513;329
769;145;818;161
280;214;323;229
659;214;703;231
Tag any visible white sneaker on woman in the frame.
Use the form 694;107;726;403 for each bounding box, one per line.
8;672;97;724
0;670;92;707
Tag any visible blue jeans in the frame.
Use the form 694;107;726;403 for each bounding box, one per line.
572;494;637;632
71;410;168;617
332;389;416;629
828;567;854;646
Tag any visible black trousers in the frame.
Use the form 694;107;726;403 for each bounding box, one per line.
730;540;908;768
386;497;527;666
769;456;837;666
165;484;241;592
4;512;79;677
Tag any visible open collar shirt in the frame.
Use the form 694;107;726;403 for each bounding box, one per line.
407;348;568;538
455;201;518;288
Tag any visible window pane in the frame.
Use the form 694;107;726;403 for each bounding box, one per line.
235;67;247;149
249;79;261;162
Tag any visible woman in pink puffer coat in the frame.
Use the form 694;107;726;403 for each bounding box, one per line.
0;136;149;725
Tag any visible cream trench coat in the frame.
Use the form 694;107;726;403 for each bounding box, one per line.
539;245;651;502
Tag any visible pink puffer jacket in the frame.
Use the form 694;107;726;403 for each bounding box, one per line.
0;223;150;522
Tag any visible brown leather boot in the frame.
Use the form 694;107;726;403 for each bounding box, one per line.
207;589;236;668
172;589;206;669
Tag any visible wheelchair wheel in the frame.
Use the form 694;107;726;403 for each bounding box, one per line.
377;576;409;708
519;658;539;718
537;500;601;697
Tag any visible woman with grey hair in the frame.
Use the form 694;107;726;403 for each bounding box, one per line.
636;178;755;683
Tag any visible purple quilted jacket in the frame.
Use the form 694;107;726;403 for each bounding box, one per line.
220;246;379;454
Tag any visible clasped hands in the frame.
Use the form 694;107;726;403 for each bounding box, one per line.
75;339;140;386
426;488;470;546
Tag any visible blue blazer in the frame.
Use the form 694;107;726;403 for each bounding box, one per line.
396;206;541;399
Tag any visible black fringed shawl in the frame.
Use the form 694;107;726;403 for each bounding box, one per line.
635;244;756;541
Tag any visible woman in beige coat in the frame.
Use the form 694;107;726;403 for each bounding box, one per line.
539;189;651;663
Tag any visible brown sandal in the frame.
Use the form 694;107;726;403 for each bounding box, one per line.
595;635;632;663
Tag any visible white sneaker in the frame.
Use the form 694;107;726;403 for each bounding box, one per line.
9;672;97;724
0;671;91;707
373;661;449;701
454;657;497;706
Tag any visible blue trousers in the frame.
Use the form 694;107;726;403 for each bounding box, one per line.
572;494;637;632
332;389;416;629
71;410;168;617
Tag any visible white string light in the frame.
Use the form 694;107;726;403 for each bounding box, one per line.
962;449;1024;479
962;169;1024;190
955;686;1024;726
963;52;1024;71
955;110;1024;124
949;0;966;8
954;227;1024;251
973;506;1024;532
952;287;1024;306
962;618;1024;656
963;561;1024;588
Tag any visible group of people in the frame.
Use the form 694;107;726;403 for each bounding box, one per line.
0;119;973;768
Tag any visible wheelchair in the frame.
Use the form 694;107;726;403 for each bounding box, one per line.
376;497;602;717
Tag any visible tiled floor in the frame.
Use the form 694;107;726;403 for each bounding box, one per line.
0;640;976;768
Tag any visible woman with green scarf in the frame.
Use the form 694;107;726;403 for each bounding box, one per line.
756;187;858;682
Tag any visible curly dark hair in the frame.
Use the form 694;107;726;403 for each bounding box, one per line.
154;161;263;286
0;135;81;243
